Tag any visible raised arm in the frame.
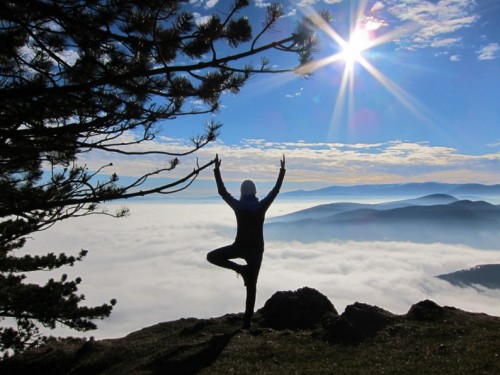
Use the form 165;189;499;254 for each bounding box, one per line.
213;154;238;208
261;155;286;211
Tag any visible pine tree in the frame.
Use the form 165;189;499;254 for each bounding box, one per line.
0;0;331;353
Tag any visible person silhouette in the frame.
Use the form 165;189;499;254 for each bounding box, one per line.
207;154;286;328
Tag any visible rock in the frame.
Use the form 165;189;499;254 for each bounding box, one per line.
343;303;396;336
325;302;396;343
323;316;357;343
407;300;444;321
258;287;338;330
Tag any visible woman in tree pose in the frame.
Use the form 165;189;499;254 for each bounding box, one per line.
207;154;286;328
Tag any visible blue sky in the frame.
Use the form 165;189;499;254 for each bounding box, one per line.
213;0;500;148
82;0;500;195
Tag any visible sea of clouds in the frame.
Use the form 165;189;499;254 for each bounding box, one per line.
21;200;500;340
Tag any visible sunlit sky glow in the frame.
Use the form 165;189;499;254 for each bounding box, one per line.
79;0;500;195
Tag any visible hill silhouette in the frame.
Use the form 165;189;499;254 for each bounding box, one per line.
282;182;500;198
266;195;500;248
267;194;458;223
2;287;499;375
437;264;500;289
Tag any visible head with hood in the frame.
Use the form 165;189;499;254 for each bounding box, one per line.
240;179;257;200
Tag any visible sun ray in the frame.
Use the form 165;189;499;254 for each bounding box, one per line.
295;51;345;75
328;65;351;139
356;56;440;127
293;2;440;141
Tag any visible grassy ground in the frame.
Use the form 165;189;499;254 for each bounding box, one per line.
1;306;499;374
204;310;500;374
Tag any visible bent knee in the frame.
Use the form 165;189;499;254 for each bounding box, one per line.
206;251;215;264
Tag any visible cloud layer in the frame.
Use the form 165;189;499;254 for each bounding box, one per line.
386;0;479;50
22;202;500;340
79;137;500;188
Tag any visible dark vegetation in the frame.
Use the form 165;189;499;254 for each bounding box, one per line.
1;287;499;374
0;0;330;352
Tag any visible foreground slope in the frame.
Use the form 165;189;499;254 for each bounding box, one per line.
2;287;499;375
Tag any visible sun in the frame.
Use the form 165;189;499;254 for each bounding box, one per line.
291;5;430;139
340;26;371;68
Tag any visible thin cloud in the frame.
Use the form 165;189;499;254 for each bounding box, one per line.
189;0;219;9
477;42;500;60
254;0;272;8
386;0;479;50
285;87;304;98
297;0;342;6
204;0;219;8
362;16;388;31
487;140;500;148
431;37;461;48
192;12;211;26
371;1;385;13
450;54;461;62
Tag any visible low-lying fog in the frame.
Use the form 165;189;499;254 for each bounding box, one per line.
22;200;500;339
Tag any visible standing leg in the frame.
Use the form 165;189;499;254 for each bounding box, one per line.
242;254;262;328
243;283;257;329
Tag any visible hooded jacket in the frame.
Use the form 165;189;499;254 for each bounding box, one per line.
214;167;286;252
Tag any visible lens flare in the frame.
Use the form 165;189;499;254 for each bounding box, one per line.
295;3;435;141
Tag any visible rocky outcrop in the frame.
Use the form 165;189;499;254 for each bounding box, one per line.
257;287;338;330
324;302;397;343
406;299;445;321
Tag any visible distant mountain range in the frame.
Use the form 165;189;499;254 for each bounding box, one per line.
268;194;459;223
282;182;500;198
437;264;500;289
266;194;500;249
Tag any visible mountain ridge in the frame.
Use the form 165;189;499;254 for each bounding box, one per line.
282;182;500;198
268;194;459;223
266;195;500;248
